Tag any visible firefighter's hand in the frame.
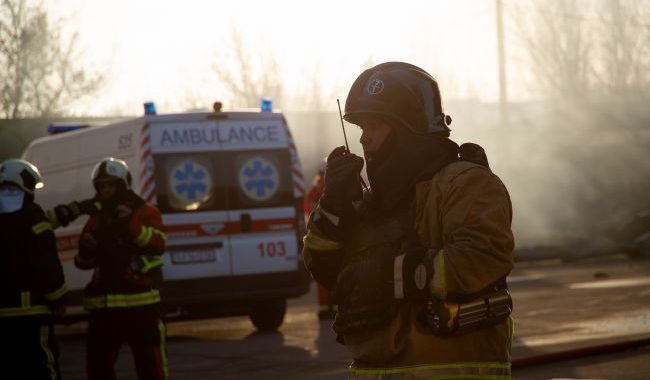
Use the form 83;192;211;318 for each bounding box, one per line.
77;198;101;216
74;249;97;270
52;203;77;227
320;146;364;216
335;254;393;306
80;233;97;249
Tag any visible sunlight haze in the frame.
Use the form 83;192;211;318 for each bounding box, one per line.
48;0;503;115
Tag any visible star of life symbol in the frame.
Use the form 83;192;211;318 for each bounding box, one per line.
170;160;211;204
239;157;279;201
367;78;385;95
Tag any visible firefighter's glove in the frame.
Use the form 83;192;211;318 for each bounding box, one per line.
333;256;397;334
52;201;85;227
129;255;163;275
74;245;97;270
313;146;363;241
321;146;364;214
77;198;101;216
393;247;435;301
335;255;394;310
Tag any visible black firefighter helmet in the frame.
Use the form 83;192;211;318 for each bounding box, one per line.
343;62;451;135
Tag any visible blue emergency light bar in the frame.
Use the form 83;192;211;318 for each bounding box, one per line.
261;97;272;112
144;102;156;115
47;124;89;134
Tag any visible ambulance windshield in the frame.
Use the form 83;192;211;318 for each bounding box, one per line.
153;150;293;213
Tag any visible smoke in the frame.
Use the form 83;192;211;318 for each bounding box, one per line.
287;91;650;248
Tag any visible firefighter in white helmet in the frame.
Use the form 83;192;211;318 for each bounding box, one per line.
0;158;68;379
303;62;515;379
75;157;168;379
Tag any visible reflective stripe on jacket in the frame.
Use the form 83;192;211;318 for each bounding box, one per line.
0;291;53;317
349;361;512;380
83;289;161;310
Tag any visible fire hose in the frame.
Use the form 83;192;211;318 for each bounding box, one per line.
512;336;650;368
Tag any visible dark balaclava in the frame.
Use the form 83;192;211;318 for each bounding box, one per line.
344;62;459;213
366;121;458;213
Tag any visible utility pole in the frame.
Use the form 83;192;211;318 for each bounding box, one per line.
495;0;508;127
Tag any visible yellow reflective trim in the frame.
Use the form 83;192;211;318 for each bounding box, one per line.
44;282;68;301
446;302;460;329
135;226;153;247
135;226;166;247
349;361;511;380
21;291;31;307
141;256;163;273
32;221;52;235
154;229;168;242
159;319;169;380
0;305;51;317
83;290;161;309
303;231;342;251
44;209;61;229
40;325;57;380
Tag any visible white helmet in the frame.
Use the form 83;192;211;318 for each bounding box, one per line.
0;159;44;194
91;157;132;190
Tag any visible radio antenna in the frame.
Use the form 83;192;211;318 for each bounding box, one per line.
337;99;350;152
336;98;368;191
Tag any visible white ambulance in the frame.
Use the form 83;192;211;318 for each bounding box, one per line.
22;103;310;331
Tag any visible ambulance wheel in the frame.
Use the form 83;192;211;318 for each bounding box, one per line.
249;298;286;332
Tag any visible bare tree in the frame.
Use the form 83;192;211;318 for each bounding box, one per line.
0;0;103;119
511;0;650;103
511;0;595;103
595;0;650;99
212;27;283;109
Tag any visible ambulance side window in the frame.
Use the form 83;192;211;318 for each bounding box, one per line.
228;150;293;209
153;153;227;212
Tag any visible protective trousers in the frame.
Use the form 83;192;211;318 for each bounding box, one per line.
86;305;168;380
0;315;61;380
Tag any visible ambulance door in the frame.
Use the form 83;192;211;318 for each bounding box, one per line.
151;121;232;281
225;149;299;276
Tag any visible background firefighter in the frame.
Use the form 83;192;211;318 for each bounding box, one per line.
75;157;169;380
0;159;68;380
303;62;515;379
303;159;337;320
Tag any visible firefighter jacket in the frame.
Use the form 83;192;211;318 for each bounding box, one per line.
304;172;324;216
0;203;68;318
303;160;515;380
75;191;167;310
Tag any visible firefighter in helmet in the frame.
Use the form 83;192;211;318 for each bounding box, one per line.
75;157;168;379
303;62;515;379
303;159;337;320
0;159;68;379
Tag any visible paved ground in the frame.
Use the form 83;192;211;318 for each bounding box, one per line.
56;254;650;379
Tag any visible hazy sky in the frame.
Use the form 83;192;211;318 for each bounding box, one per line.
47;0;511;115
